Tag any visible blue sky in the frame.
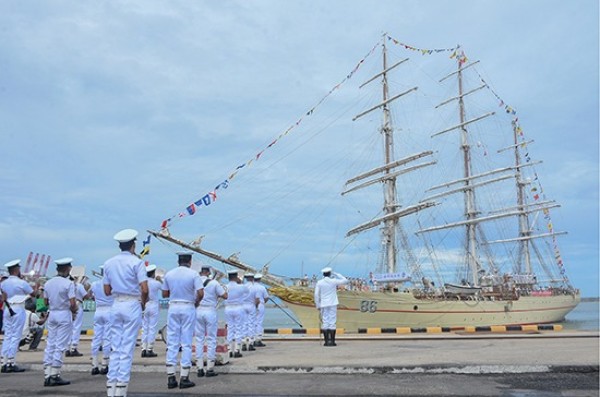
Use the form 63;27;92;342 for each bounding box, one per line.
1;1;598;297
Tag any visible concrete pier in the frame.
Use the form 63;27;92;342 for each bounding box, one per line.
1;331;598;396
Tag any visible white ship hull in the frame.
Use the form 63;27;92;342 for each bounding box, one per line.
278;289;581;331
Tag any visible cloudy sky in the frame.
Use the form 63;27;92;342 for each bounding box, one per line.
1;0;598;297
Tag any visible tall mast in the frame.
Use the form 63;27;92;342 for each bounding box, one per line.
457;59;480;285
381;40;398;274
513;124;532;273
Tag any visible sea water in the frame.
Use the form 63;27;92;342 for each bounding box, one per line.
80;299;599;332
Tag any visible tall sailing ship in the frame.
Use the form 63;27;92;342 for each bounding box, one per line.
151;36;580;331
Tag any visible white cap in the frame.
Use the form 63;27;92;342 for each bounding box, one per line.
227;270;239;276
113;229;138;243
176;250;193;256
254;273;263;280
146;264;157;272
55;257;74;266
321;267;332;273
4;259;20;269
244;273;254;278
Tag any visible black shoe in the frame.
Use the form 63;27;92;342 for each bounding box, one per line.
196;368;205;377
48;375;70;386
241;344;247;351
64;350;72;357
255;341;266;347
179;376;195;389
141;349;147;358
8;364;25;373
100;366;109;375
91;367;100;375
233;351;243;358
69;349;83;357
205;369;218;377
145;350;157;358
44;377;51;386
0;364;8;373
248;344;256;351
167;375;178;389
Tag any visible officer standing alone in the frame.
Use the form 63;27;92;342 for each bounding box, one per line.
42;257;78;386
195;265;227;377
314;267;348;347
0;259;34;373
103;229;149;397
141;264;162;358
162;251;203;389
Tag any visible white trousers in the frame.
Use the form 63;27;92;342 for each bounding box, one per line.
1;305;26;362
165;304;195;369
242;303;256;340
43;310;73;368
141;301;159;349
91;306;112;357
194;307;217;361
70;304;83;348
108;300;142;384
320;305;337;330
255;303;265;339
224;305;245;344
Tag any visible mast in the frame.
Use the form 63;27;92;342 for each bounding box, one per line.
513;123;532;274
457;57;480;286
381;39;399;274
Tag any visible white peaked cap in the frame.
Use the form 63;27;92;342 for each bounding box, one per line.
254;273;263;279
113;229;138;243
176;250;193;256
55;257;74;266
227;270;239;276
146;264;157;272
244;273;254;278
321;267;332;273
4;259;20;269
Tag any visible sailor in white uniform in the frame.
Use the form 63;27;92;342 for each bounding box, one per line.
141;264;162;358
241;273;258;351
66;276;89;357
1;259;34;373
90;266;113;376
253;274;269;347
314;267;348;347
195;266;227;377
162;251;203;389
42;258;77;386
224;270;248;358
103;229;149;397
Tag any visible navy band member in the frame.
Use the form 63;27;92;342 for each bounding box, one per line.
103;229;149;397
66;276;89;357
314;267;348;347
0;259;34;373
141;264;162;358
253;274;269;347
224;270;247;358
162;251;203;389
90;265;113;375
195;265;227;377
42;257;77;386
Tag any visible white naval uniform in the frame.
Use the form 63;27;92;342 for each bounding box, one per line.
70;282;87;350
43;276;76;372
242;282;258;345
254;282;269;342
141;277;162;351
195;279;226;363
103;252;147;389
90;280;113;368
224;281;248;353
314;272;348;330
0;275;33;367
162;266;202;375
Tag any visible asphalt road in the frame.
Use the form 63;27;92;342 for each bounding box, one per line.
0;370;598;396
